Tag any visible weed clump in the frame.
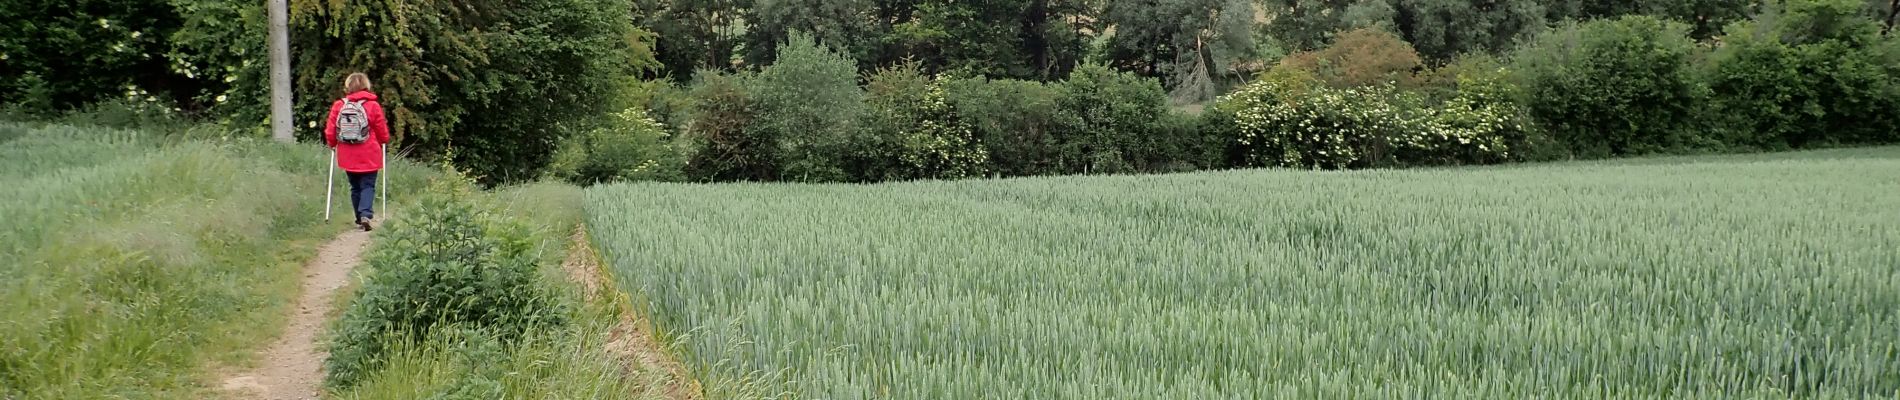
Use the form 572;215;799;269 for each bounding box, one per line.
325;177;569;389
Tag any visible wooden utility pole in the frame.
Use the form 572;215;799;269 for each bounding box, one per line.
268;0;294;143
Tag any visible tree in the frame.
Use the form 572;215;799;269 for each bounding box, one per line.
1704;0;1900;148
1261;0;1397;52
268;0;650;183
634;0;750;79
1100;0;1261;102
1885;0;1898;35
861;63;990;180
1273;28;1425;88
0;0;205;112
744;0;877;69
1509;16;1708;157
1052;63;1169;173
1543;0;1755;38
750;31;866;182
1391;0;1547;61
890;0;1091;80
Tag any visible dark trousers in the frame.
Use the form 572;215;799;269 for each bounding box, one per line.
347;171;378;220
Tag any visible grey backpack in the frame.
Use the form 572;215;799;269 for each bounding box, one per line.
335;99;370;144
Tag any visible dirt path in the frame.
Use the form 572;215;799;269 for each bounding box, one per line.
219;230;370;400
561;227;700;400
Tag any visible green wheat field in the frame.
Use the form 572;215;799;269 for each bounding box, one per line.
587;147;1900;399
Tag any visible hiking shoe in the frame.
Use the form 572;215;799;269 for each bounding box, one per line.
357;217;372;232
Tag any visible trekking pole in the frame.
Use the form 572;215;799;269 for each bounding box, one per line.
324;148;336;221
379;143;387;213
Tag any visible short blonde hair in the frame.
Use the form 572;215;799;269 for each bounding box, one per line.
343;73;372;93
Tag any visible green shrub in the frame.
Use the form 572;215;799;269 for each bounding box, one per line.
1270;28;1425;89
1053;64;1170;174
625;79;694;133
943;77;1065;177
1704;0;1900;149
163;0;655;184
1218;67;1523;169
325;179;569;389
861;64;990;181
1509;16;1710;158
1399;68;1537;165
1219;76;1406;169
546;107;684;185
751;31;866;183
680;71;774;182
1149;110;1223;172
0;0;205;112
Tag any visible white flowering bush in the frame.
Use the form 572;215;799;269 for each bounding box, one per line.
1391;71;1530;165
1218;74;1405;169
865;65;991;181
894;77;990;180
1218;69;1526;169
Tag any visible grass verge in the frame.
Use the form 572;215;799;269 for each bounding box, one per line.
326;179;671;399
0;121;431;399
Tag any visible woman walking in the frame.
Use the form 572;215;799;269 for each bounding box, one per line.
324;72;391;231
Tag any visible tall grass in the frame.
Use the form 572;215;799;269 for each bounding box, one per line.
329;180;669;399
0;121;430;398
586;147;1900;399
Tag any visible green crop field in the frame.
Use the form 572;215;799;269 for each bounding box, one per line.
587;147;1900;399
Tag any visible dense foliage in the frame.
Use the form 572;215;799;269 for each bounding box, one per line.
0;0;205;112
943;77;1066;177
6;0;653;184
6;0;1898;182
546;108;685;185
750;32;868;182
326;180;569;388
861;64;991;181
1703;0;1900;149
1272;28;1426;88
1509;16;1710;158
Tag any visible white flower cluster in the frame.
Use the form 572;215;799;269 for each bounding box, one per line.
896;76;989;179
1219;71;1526;169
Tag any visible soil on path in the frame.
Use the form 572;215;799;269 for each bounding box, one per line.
218;229;370;399
561;227;701;400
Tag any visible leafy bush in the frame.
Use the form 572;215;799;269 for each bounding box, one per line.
1397;67;1537;165
680;71;774;182
943;77;1065;177
1271;28;1424;89
751;31;866;183
1703;0;1900;149
0;0;206;113
546;108;684;185
861;64;991;181
1053;64;1170;174
325;179;569;389
1219;75;1407;169
162;0;654;184
1509;16;1710;158
1218;66;1523;169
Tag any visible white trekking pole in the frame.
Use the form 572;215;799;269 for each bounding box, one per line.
324;148;336;221
379;143;387;214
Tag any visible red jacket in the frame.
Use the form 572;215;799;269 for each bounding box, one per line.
324;91;392;173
